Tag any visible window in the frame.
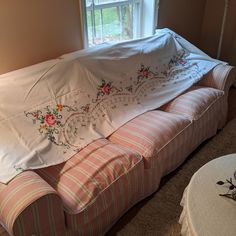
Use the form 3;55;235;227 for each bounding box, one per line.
84;0;157;47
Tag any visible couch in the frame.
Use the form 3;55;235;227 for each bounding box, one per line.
0;32;235;236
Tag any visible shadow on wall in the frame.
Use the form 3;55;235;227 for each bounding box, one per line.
157;0;236;65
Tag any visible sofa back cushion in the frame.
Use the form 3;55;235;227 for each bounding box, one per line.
160;86;224;120
108;110;191;167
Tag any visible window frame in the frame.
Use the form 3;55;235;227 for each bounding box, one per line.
82;0;159;47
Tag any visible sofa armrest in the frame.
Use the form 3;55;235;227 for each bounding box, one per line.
197;64;236;92
0;171;65;236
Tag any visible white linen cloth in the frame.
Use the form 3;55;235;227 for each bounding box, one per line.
179;154;236;236
0;29;224;184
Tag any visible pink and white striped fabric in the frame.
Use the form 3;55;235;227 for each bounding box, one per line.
108;109;196;196
0;171;65;236
35;139;144;235
161;86;224;120
36;139;143;214
140;98;226;195
109;110;192;168
136;94;226;197
191;95;226;146
0;64;234;236
197;64;235;92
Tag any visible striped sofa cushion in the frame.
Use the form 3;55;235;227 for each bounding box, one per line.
36;139;143;214
161;86;224;120
108;110;191;163
64;149;144;234
0;171;64;236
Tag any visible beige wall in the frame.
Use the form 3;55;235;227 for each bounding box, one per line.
157;0;207;47
200;0;225;58
0;0;84;74
223;1;236;65
1;0;236;75
201;0;236;64
158;0;236;65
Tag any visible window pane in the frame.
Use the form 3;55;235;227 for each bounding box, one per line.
93;0;127;4
86;10;93;45
86;0;139;46
102;7;120;42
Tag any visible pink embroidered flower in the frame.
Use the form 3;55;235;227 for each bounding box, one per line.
143;70;149;78
180;60;187;65
45;114;56;126
102;84;111;95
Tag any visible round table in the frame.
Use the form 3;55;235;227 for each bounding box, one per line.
179;154;236;236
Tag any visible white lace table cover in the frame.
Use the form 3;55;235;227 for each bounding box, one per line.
0;29;223;184
179;154;236;236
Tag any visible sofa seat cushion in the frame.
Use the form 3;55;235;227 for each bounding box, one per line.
36;138;143;214
161;86;224;120
108;110;191;165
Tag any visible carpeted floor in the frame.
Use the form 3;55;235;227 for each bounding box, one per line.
228;87;236;121
107;118;236;236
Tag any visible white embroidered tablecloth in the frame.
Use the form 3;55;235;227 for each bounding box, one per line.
179;154;236;236
0;29;224;183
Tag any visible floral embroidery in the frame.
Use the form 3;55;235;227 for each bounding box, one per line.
45;114;56;126
139;65;151;78
25;105;77;149
96;51;189;98
25;50;197;151
168;49;189;68
57;104;64;112
97;80;112;97
125;53;190;92
136;65;154;84
96;79;121;101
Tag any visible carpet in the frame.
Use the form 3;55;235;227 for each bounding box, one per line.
107;119;236;236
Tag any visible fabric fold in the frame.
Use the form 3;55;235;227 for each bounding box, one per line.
0;29;224;183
